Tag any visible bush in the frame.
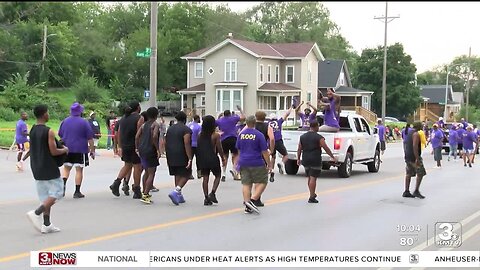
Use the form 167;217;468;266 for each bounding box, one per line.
0;107;17;121
72;74;106;104
1;72;46;112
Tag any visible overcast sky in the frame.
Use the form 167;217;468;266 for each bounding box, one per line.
212;1;480;73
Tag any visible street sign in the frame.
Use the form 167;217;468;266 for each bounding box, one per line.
136;47;151;58
144;90;150;98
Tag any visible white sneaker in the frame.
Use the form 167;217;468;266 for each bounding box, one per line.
26;210;43;232
41;224;61;234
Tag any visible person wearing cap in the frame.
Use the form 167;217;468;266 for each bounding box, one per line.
88;111;101;156
294;100;317;130
268;108;292;178
462;125;478;168
436;117;445;129
430;123;444;168
318;88;340;132
58;102;95;199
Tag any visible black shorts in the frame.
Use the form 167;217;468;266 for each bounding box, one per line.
380;141;386;151
192;147;197;158
272;139;287;156
201;166;222;177
121;148;141;164
168;165;192;177
221;137;238;155
458;143;463;151
140;153;159;169
64;153;89;168
304;166;322;178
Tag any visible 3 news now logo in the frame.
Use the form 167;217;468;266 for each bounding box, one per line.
38;252;77;265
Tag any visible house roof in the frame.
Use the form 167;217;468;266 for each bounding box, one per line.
317;59;349;88
419;85;453;104
181;38;323;60
259;83;300;91
335;86;373;95
178;83;205;93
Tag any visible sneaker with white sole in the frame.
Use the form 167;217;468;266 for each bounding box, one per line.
41;224;61;234
26;210;43;232
244;201;260;214
277;163;284;175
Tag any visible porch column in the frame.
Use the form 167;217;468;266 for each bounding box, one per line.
276;93;280;116
180;94;184;109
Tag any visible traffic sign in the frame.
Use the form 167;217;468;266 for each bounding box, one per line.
144;90;150;98
136;47;151;58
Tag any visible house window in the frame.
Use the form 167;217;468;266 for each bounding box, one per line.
275;65;279;83
267;65;272;83
340;71;345;86
258;96;277;110
259;64;264;82
286;65;294;83
279;96;294;110
225;59;237;82
192;96;197;108
194;62;203;78
200;95;206;107
307;62;312;83
307;92;312;102
216;89;243;112
362;96;369;109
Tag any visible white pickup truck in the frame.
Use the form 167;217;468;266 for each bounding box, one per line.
281;112;381;178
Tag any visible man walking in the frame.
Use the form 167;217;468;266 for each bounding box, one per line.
430;123;443;168
59;102;95;198
462;125;478;168
188;114;202;179
88;111;101;156
403;122;426;199
109;101;144;199
216;106;246;181
15;111;30;171
447;124;459;161
253;111;274;206
376;119;386;157
165;111;193;205
268;109;292;177
297;121;337;203
27;104;69;234
105;110;116;150
236;115;271;214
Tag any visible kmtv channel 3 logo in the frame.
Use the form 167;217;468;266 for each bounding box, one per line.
435;222;462;248
38;252;77;265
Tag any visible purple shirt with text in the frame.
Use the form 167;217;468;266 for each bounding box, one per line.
236;128;267;168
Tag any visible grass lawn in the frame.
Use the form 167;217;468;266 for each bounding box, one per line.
0;119;111;149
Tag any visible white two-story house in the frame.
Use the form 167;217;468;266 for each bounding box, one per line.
179;35;324;117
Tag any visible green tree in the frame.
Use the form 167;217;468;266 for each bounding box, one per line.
72;73;106;104
353;43;422;118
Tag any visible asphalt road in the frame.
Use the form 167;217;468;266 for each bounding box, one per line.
0;142;479;270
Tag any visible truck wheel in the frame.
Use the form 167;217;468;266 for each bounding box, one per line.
338;152;352;178
322;163;331;170
285;159;299;175
367;150;380;173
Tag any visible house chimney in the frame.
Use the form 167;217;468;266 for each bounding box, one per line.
227;32;233;39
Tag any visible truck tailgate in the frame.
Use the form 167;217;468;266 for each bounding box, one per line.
282;130;338;160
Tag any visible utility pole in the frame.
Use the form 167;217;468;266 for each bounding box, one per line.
149;2;158;108
374;2;399;123
466;47;472;122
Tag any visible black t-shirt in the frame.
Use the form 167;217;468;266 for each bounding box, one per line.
165;123;192;166
300;131;324;167
138;121;157;157
29;124;61;180
255;122;269;142
119;113;141;149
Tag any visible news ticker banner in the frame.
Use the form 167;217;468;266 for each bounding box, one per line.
31;251;480;268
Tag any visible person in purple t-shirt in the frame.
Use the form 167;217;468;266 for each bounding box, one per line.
15;111;30;171
318;90;340;132
447;125;460;161
462;125;478;168
236;115;271;214
268;108;292;176
58;102;95;199
216;106;246;181
430;124;444;168
376;119;387;156
456;123;465;156
295;101;317;130
188;115;202;179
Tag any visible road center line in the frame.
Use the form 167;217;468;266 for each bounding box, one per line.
0;173;403;263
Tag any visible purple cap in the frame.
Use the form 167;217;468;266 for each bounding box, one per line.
70;102;84;116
